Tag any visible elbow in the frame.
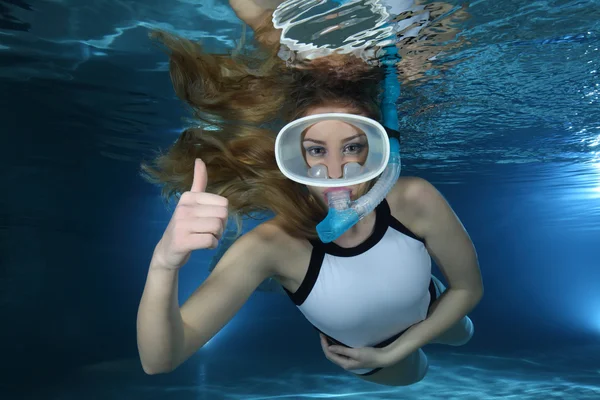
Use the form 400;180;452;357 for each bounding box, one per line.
451;284;483;302
471;286;484;306
141;364;174;376
466;279;484;303
455;286;483;307
475;281;484;301
140;359;177;375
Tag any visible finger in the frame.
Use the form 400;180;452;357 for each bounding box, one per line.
180;217;225;239
193;217;225;238
326;352;356;370
329;346;358;359
191;158;207;193
319;333;329;349
320;338;336;359
180;191;228;207
182;233;219;250
178;204;228;221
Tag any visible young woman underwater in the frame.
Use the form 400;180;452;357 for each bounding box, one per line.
137;0;482;387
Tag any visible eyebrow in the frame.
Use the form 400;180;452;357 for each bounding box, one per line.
303;133;366;145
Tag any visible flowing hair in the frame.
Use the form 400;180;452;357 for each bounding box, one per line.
141;19;386;240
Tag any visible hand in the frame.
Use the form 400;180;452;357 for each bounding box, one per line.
319;333;393;372
152;159;229;270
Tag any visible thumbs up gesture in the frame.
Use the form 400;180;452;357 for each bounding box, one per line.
152;159;229;270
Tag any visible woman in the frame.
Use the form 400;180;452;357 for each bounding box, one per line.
137;0;482;387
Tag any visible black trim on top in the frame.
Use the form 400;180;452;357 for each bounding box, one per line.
283;247;325;306
283;198;426;305
307;198;391;258
283;199;391;306
282;193;435;376
388;216;425;244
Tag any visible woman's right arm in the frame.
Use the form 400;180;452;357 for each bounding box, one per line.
136;158;279;374
137;223;278;374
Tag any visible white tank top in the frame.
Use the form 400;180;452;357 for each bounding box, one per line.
283;199;433;350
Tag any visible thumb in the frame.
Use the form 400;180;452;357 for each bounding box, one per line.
190;158;208;193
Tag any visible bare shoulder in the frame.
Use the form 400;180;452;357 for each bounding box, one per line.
249;217;301;253
248;217;288;241
209;220;280;280
388;176;440;210
233;219;287;274
251;217;312;286
387;176;448;238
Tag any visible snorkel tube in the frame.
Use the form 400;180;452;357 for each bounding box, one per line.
316;45;401;243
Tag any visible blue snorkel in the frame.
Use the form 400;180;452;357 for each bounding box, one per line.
208;2;403;292
316;44;402;243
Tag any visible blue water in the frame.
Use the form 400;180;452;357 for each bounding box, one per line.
1;0;600;399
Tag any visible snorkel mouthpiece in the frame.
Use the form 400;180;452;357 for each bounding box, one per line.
317;189;360;243
316;138;401;243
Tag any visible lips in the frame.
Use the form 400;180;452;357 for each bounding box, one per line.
323;187;352;202
323;187;351;194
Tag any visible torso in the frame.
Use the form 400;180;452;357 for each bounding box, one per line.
263;177;433;349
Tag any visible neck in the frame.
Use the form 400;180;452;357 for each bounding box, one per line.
332;210;377;247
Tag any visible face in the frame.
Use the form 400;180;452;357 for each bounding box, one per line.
301;106;373;206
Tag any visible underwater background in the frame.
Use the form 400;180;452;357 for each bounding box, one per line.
1;0;599;398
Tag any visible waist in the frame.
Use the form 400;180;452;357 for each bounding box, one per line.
318;278;437;349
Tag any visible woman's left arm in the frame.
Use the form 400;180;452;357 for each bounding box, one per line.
383;178;484;366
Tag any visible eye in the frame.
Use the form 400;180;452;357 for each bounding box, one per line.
344;143;365;154
306;146;326;157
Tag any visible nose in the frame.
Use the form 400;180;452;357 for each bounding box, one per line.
325;153;344;179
